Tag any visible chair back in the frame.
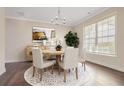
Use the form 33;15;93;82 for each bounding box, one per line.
32;47;44;68
64;47;79;69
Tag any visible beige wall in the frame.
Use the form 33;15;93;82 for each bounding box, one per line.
0;8;6;75
6;18;71;62
5;8;124;72
73;8;124;72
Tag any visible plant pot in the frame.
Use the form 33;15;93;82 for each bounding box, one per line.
56;48;61;51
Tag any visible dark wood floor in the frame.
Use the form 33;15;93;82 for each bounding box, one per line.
0;61;124;86
0;62;31;86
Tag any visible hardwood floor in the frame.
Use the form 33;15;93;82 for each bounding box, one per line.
85;62;124;85
0;61;124;86
0;62;31;86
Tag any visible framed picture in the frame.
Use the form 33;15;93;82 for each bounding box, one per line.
32;27;55;43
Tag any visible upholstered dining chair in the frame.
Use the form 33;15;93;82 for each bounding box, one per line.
32;47;56;81
58;47;79;82
79;56;86;71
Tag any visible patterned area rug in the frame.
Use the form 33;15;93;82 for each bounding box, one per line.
24;63;93;86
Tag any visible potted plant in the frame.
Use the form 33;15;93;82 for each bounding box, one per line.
64;31;79;48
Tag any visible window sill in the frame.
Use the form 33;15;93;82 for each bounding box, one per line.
86;52;117;57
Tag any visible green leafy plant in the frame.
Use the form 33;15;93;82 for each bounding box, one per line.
64;31;79;48
56;45;62;51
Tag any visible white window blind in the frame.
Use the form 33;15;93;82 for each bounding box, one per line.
84;24;96;52
83;16;116;55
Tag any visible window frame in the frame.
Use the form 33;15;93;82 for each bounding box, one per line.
83;15;117;56
83;23;96;52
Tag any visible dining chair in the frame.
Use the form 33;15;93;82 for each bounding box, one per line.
80;56;86;71
58;47;79;82
32;47;56;81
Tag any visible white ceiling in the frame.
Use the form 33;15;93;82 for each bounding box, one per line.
5;7;108;26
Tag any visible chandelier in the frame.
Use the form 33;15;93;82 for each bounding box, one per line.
51;7;66;25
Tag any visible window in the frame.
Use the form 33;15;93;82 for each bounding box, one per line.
83;16;116;55
83;24;96;52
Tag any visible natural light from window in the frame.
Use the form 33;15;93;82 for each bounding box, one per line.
83;16;116;56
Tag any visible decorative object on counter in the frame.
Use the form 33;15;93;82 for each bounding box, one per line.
64;31;79;48
51;30;56;38
56;45;62;51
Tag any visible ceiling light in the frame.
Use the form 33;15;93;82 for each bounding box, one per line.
51;7;66;25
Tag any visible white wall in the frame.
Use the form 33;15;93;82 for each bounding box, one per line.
73;8;124;72
6;18;71;63
0;8;6;75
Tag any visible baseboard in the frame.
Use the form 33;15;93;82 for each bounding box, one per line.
87;60;124;73
0;66;6;76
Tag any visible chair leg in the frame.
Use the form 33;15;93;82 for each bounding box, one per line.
44;68;46;72
32;66;35;77
58;66;61;75
40;69;43;81
68;69;71;73
51;65;54;74
82;62;84;67
75;67;78;79
72;68;75;70
84;62;86;71
64;70;66;82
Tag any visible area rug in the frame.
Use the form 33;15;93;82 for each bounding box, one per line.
24;63;93;86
